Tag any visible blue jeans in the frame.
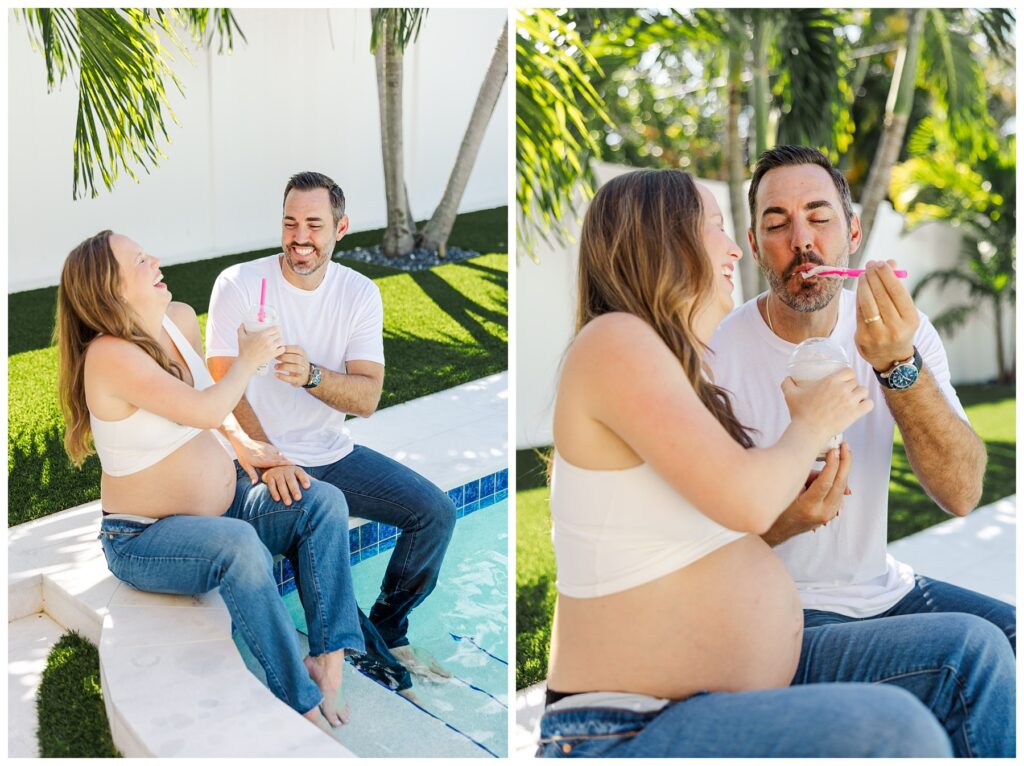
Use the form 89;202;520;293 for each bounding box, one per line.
99;472;364;715
804;574;1017;652
303;445;456;649
537;685;951;757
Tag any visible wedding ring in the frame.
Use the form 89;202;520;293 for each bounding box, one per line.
863;314;882;324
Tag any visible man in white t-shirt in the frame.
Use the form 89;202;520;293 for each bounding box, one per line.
709;146;1015;648
206;172;455;683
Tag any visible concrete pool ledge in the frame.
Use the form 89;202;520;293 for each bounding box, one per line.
8;372;507;757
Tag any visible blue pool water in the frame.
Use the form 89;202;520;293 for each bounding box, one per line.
234;498;508;757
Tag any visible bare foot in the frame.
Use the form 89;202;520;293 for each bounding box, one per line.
303;707;334;735
391;645;451;682
398;687;422;705
304;653;351;726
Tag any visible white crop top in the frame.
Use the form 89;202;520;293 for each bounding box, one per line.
90;314;215;477
550;451;746;598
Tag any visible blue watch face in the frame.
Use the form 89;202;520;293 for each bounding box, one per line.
889;364;919;390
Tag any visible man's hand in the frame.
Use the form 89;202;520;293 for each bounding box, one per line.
761;443;853;547
275;345;313;388
262;464;312;505
235;439;292;484
854;260;920;371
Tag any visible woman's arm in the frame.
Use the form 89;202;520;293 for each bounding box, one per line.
561;313;871;535
85;312;280;430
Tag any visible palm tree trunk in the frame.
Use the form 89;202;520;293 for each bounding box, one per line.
855;9;925;263
376;19;415;258
751;16;772;160
725;47;759;299
419;20;508;254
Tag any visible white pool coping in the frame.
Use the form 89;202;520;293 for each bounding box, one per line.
8;372;507;757
513;496;1017;757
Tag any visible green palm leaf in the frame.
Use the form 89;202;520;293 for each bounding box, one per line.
17;8;243;200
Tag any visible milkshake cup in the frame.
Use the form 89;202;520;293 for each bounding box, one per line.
243;304;279;376
786;337;851;460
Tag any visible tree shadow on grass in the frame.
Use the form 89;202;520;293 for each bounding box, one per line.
516;575;556;690
9;425;102;527
409;269;508;351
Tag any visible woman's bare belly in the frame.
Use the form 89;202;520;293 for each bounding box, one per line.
100;431;237;518
546;534;803;699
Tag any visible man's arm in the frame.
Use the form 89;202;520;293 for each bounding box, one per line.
275;348;384;418
854;260;985;517
882;368;985;517
208;356;273;442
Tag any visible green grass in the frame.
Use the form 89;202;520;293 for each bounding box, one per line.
515;384;1016;689
36;632;121;758
8;208;507;526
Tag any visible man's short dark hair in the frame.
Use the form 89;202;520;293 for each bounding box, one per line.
747;146;853;231
284;171;346;225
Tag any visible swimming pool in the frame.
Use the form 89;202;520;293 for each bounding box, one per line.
233;497;508;757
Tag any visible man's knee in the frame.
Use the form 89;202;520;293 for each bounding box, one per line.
301;479;351;525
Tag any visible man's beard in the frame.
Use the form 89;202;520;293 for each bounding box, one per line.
763;246;849;313
284;244;331;276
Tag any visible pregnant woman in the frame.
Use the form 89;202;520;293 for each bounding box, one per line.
536;170;956;757
56;230;363;731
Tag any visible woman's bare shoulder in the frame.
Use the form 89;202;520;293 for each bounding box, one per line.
166;301;203;352
569;312;675;371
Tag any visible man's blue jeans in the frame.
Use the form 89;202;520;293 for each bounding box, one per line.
99;473;364;715
804;573;1017;652
303;445;456;649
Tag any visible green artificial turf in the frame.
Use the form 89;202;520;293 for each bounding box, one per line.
36;632;121;758
8;209;507;526
515;384;1016;689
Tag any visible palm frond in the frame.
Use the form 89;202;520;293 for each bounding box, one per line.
370;8;428;53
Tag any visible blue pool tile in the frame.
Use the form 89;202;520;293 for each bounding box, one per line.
281;557;295;583
380;535;397;552
478;494;497;511
447;486;464;509
496;488;508;502
349;552;359;567
378;523;397;541
464;480;480;504
496;468;508;492
464;500;480;515
349;527;360;554
360;522;380;548
480;473;495;499
279;577;297;597
360;543;380;562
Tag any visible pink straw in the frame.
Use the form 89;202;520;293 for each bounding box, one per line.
258;278;267;323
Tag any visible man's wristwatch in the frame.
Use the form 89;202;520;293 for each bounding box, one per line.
874;347;922;390
302;362;322;389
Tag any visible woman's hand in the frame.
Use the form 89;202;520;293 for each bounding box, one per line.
237;324;284;371
234;438;292;484
782;368;874;443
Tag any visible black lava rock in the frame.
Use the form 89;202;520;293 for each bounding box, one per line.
336;244;482;272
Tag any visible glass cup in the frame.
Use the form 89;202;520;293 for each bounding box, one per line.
786;337;851;460
243;304;279;376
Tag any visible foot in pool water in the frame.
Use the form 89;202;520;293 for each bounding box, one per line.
304;652;351;726
391;645;452;682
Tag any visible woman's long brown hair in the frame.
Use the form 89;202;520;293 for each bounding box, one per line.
55;230;185;466
576;169;754;448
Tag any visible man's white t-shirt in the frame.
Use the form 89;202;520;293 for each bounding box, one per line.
708;289;968;617
206;254;384;467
